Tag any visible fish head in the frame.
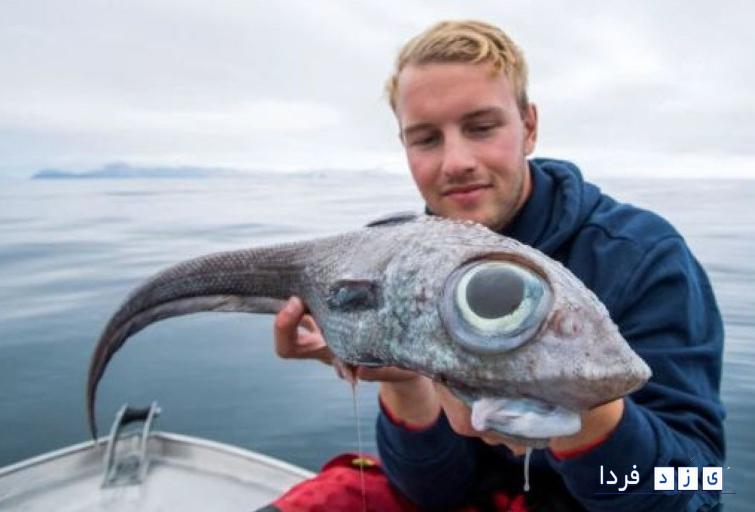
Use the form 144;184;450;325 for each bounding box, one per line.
314;216;651;444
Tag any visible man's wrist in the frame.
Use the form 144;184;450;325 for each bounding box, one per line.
379;378;441;429
548;398;624;456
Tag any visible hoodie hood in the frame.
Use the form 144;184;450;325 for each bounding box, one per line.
502;158;602;254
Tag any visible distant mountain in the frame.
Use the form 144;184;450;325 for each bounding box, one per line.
31;162;243;179
33;169;76;179
30;162;404;180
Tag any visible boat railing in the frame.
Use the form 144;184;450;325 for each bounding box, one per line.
101;401;162;487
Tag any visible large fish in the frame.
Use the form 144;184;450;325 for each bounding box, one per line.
86;214;651;445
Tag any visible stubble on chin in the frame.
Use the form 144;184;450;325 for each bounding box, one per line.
424;169;529;231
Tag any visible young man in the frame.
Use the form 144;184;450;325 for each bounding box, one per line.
271;20;725;512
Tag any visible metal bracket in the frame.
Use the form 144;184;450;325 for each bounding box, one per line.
101;402;161;487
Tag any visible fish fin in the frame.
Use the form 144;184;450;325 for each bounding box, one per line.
365;211;419;227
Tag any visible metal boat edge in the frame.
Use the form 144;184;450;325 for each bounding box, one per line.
0;404;314;511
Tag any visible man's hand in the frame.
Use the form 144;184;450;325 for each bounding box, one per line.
548;398;624;453
274;296;334;365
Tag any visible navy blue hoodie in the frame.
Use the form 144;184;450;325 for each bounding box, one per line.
376;158;725;512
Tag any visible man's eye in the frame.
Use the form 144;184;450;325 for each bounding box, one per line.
410;134;439;147
468;124;496;136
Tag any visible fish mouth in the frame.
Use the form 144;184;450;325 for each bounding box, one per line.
334;357;387;384
451;388;581;447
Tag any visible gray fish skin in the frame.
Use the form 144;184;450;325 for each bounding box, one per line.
86;215;651;440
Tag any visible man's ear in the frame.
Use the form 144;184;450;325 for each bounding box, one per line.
523;103;538;156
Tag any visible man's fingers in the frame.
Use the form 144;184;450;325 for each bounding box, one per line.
273;297;331;363
299;314;321;334
273;297;305;358
307;346;335;365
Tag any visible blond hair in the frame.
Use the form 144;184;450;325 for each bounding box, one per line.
386;20;530;116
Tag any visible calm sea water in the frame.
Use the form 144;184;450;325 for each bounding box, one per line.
0;174;752;511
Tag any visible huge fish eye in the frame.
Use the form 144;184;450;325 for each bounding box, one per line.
459;265;525;321
440;261;552;354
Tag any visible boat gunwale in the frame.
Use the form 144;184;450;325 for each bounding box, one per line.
0;430;314;481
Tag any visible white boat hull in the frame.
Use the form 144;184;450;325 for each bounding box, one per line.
0;432;313;511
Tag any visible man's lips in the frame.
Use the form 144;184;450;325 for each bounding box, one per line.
442;184;491;203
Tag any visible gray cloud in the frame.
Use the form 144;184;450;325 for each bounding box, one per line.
1;0;753;177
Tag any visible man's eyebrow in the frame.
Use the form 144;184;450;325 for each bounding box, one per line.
402;108;504;137
401;122;434;138
461;107;503;121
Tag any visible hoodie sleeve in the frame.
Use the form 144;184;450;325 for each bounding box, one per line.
376;402;478;511
548;235;726;512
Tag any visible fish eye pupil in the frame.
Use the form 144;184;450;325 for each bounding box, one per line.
465;267;524;319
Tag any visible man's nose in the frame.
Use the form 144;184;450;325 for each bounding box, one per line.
440;133;476;177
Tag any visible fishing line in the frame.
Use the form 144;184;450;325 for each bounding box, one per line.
351;380;368;512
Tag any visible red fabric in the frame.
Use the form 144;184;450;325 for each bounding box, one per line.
509;494;528;512
273;453;529;512
273;453;423;512
491;490;527;511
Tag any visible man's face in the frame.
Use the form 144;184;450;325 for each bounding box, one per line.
395;62;538;232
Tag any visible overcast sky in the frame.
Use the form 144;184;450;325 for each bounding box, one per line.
1;0;753;178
